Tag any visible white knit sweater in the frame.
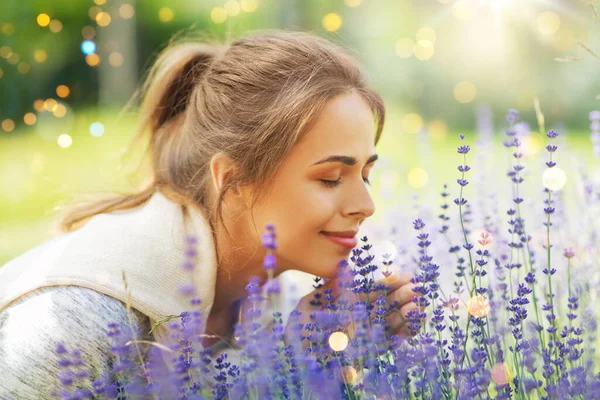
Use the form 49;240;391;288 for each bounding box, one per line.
0;190;283;398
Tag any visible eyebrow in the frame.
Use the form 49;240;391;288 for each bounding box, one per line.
312;154;379;167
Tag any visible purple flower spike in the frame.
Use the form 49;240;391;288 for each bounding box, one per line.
266;279;280;295
55;343;68;354
177;282;197;297
263;253;277;271
261;224;278;250
459;133;465;140
457;145;471;154
589;110;600;121
507;109;519;123
413;218;426;230
546;129;559;139
564;248;575;259
245;276;263;302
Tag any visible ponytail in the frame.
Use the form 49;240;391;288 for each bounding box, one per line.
56;39;226;233
136;41;224;135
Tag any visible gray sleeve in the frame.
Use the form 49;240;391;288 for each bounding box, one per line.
0;286;153;400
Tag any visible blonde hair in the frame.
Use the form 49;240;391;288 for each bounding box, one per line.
56;29;386;244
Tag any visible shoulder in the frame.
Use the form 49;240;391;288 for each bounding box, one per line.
0;285;152;399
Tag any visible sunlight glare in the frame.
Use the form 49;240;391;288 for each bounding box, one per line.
481;0;513;11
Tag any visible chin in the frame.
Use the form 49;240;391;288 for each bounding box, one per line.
311;256;350;280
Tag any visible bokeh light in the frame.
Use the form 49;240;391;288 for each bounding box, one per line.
402;113;424;134
537;11;560;35
23;113;37;125
90;122;105;137
17;63;30;74
56;85;70;98
49;20;63;33
328;331;349;352
2;23;15;36
119;4;135;19
225;1;241;16
416;27;436;43
428;120;448;141
44;98;58;112
454;81;477;103
88;6;102;20
0;68;3;79
338;366;361;385
491;362;513;385
520;134;543;156
8;53;20;65
109;52;124;67
414;40;434;61
2;119;15;132
37;13;51;27
34;49;48;63
542;167;567;191
467;295;490;318
81;40;96;55
58;134;73;148
211;7;228;23
86;53;101;67
407;167;429;189
344;0;362;7
81;26;96;39
94;0;107;5
53;104;68;118
323;13;342;32
158;7;174;22
96;11;112;27
0;46;11;58
240;0;259;13
33;99;44;112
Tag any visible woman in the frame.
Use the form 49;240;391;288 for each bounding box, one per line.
0;30;418;397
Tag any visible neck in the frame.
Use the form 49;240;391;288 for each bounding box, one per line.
210;240;270;313
202;232;270;348
203;202;284;331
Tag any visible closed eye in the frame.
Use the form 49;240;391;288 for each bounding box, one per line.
320;176;371;188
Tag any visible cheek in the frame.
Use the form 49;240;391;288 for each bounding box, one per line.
259;182;339;260
275;182;337;230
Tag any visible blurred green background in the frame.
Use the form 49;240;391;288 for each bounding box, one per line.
1;0;599;265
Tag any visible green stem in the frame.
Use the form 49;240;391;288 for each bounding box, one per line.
457;152;476;370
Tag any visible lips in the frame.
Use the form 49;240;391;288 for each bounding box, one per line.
321;230;358;238
321;231;358;249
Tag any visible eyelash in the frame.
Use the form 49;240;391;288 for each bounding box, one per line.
320;177;371;188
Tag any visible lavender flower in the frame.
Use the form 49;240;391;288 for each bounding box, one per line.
48;106;600;400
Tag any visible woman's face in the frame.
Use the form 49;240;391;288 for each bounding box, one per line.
241;90;378;279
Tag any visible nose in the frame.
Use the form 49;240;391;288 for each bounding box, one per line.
343;177;376;220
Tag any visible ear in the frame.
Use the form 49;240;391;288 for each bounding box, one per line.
209;152;240;197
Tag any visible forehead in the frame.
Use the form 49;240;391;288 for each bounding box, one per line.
294;91;376;159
